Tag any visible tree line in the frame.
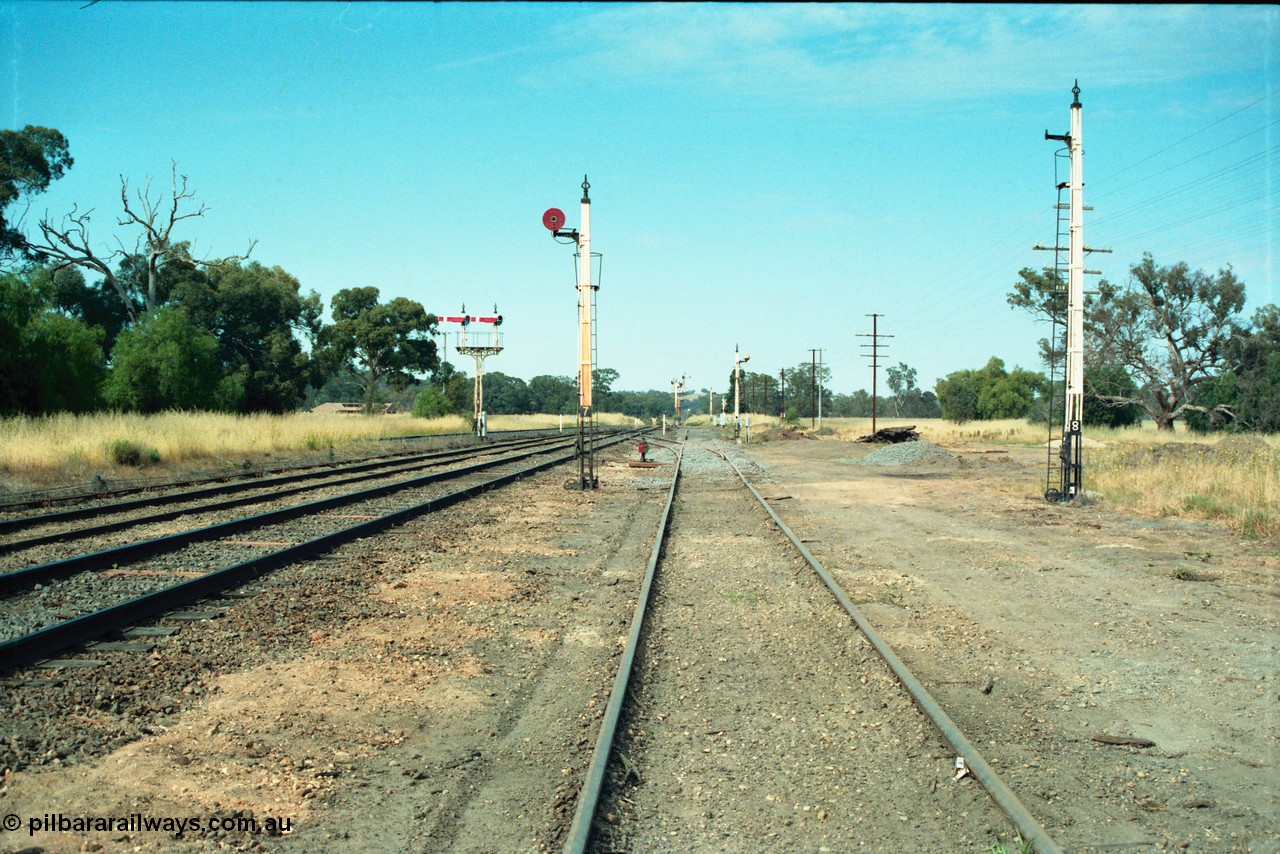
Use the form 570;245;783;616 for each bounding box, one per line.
1;127;438;416
4;125;1275;432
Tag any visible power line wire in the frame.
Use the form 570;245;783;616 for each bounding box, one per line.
1092;86;1280;186
1092;120;1280;201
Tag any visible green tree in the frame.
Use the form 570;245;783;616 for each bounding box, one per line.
175;260;323;413
1234;305;1280;432
48;265;131;358
591;367;620;410
936;370;980;423
0;266;105;414
1184;304;1280;433
481;371;531;414
24;312;105;413
976;357;1045;419
0;267;49;410
411;387;454;418
736;363;828;421
1089;255;1247;430
529;374;576;414
319;287;438;413
103;306;239;412
1;126;73;260
443;373;473;415
1006;267;1112;369
886;363;941;418
1083;364;1143;428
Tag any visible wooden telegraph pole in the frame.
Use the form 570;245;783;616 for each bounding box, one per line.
858;315;892;435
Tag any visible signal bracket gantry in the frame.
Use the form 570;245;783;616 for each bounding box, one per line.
438;304;504;438
543;175;600;490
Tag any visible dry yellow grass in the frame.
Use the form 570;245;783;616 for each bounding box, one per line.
487;412;641;431
0;410;648;493
0;411;467;485
1089;436;1279;540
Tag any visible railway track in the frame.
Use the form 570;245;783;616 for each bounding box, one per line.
0;432;574;559
565;432;1062;853
0;429;641;672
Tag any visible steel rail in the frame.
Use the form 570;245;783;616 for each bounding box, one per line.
0;434;563;539
0;438;584;597
716;445;1063;854
0;435;566;556
563;445;683;854
0;432;635;673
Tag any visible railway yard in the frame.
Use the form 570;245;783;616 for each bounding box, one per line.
0;428;1276;852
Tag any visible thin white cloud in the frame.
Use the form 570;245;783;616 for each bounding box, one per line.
536;4;1277;109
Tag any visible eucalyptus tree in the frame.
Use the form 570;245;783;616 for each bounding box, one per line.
319;287;439;413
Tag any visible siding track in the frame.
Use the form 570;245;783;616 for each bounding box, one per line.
567;431;1061;853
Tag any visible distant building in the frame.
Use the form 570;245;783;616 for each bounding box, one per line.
310;402;398;414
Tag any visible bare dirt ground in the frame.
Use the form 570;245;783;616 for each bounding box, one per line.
1;430;1276;852
746;433;1279;852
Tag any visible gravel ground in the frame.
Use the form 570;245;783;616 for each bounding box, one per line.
3;427;1272;853
0;440;668;853
592;434;1012;851
848;440;959;467
0;443;582;644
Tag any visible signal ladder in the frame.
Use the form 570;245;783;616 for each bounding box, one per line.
1043;149;1072;500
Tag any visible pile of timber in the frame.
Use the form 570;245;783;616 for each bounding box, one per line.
855;425;920;444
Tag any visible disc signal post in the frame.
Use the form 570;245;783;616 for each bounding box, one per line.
438;306;504;438
1035;82;1110;504
543;176;601;489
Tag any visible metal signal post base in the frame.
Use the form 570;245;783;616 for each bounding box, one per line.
570;406;598;490
1047;420;1083;503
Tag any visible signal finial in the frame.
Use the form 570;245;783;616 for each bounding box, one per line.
581;175;591;203
1072;80;1081;107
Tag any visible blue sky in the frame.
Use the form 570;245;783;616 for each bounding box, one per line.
6;3;1277;394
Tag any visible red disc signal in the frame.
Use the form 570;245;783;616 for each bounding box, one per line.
542;208;566;231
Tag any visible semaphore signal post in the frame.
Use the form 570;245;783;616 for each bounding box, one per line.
1035;82;1110;504
544;176;601;490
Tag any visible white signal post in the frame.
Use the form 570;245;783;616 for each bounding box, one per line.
1065;86;1085;446
578;179;593;419
1042;82;1099;501
733;345;749;442
543;176;599;489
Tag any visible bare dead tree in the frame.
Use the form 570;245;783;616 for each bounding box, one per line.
118;163;211;313
28;205;137;323
27;161;254;319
